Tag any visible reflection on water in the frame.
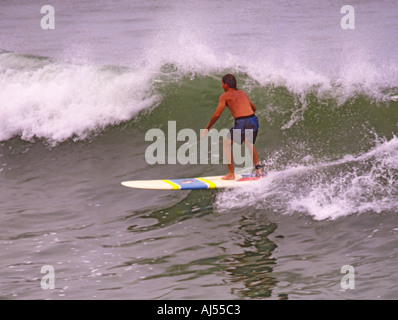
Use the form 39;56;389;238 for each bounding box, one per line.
227;215;278;299
126;190;217;233
125;190;283;299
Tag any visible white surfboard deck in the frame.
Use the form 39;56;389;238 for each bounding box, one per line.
121;173;267;190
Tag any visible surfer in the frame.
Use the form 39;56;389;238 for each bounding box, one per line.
201;74;263;180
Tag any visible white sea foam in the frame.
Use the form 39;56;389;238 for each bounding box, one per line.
0;52;159;144
215;136;398;220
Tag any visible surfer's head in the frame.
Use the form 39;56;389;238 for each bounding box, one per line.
222;74;237;91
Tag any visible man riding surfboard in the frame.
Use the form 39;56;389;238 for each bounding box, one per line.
201;74;263;180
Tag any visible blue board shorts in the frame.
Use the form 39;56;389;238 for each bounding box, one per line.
227;114;259;144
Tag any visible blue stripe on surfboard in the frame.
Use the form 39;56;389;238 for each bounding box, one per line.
168;178;210;190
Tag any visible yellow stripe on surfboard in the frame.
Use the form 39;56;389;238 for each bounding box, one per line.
162;179;181;190
197;177;217;189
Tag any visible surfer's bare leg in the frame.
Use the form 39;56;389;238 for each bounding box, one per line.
244;140;262;175
222;137;235;180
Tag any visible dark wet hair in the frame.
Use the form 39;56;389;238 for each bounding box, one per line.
222;74;237;89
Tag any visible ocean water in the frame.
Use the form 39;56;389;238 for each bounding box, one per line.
0;0;397;299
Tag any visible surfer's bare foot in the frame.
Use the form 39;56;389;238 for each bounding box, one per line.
254;164;265;177
222;173;235;180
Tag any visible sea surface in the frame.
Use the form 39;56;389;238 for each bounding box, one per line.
0;0;397;299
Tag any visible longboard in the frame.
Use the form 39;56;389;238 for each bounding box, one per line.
121;173;267;190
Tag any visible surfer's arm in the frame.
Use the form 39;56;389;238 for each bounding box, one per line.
244;91;256;112
202;96;227;137
249;99;256;112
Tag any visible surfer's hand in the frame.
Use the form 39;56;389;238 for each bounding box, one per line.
201;129;208;139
